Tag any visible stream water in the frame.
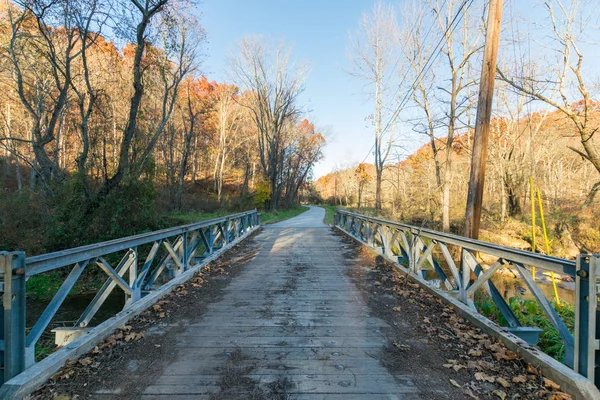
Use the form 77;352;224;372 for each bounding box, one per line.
26;291;126;345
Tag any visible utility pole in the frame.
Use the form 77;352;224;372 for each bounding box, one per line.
464;0;504;239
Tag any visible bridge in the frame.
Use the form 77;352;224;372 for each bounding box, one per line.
1;206;599;399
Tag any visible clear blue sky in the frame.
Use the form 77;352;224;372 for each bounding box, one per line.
200;0;387;178
199;0;592;179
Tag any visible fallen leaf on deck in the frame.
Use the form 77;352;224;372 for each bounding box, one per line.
452;364;466;372
474;372;495;383
78;357;93;366
463;388;480;400
543;377;561;391
527;364;539;375
549;392;572;400
495;377;510;388
468;349;482;357
449;379;462;388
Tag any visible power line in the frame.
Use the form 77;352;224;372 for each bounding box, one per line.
357;0;474;166
380;0;474;137
383;0;447;92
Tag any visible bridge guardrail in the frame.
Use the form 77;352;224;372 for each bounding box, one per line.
334;209;599;387
1;209;260;385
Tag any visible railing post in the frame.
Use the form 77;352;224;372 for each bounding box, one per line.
459;249;470;304
575;254;599;385
407;233;416;274
128;248;140;304
1;252;26;384
382;226;390;257
182;232;189;271
207;227;214;254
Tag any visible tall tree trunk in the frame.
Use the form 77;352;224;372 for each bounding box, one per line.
217;152;226;202
100;14;152;197
442;164;451;232
357;186;363;210
500;176;506;222
375;167;382;212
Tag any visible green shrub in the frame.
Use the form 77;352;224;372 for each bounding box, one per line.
228;194;256;212
476;295;574;362
0;192;50;254
47;178;163;251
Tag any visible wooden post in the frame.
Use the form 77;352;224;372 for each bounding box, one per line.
464;0;504;239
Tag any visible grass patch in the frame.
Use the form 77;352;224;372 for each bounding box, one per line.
27;273;66;300
260;206;309;224
27;269;105;300
321;205;341;225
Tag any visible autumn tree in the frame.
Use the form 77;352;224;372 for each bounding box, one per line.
101;0;203;197
3;0;99;188
209;83;243;201
282;119;325;206
229;36;307;210
354;163;372;210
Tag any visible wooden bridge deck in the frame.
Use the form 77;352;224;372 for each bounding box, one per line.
81;206;450;399
25;206;596;400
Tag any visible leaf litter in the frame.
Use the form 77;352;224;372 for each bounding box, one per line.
339;232;574;400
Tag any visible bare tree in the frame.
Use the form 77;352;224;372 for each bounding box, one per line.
488;78;551;220
397;0;483;231
4;0;88;188
68;0;111;196
498;0;600;206
211;84;242;201
348;2;399;212
433;0;483;231
401;2;445;224
229;36;306;210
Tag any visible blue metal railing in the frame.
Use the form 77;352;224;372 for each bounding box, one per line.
334;209;599;387
1;209;260;384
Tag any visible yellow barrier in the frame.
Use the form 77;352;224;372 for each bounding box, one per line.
536;188;561;305
530;177;536;279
